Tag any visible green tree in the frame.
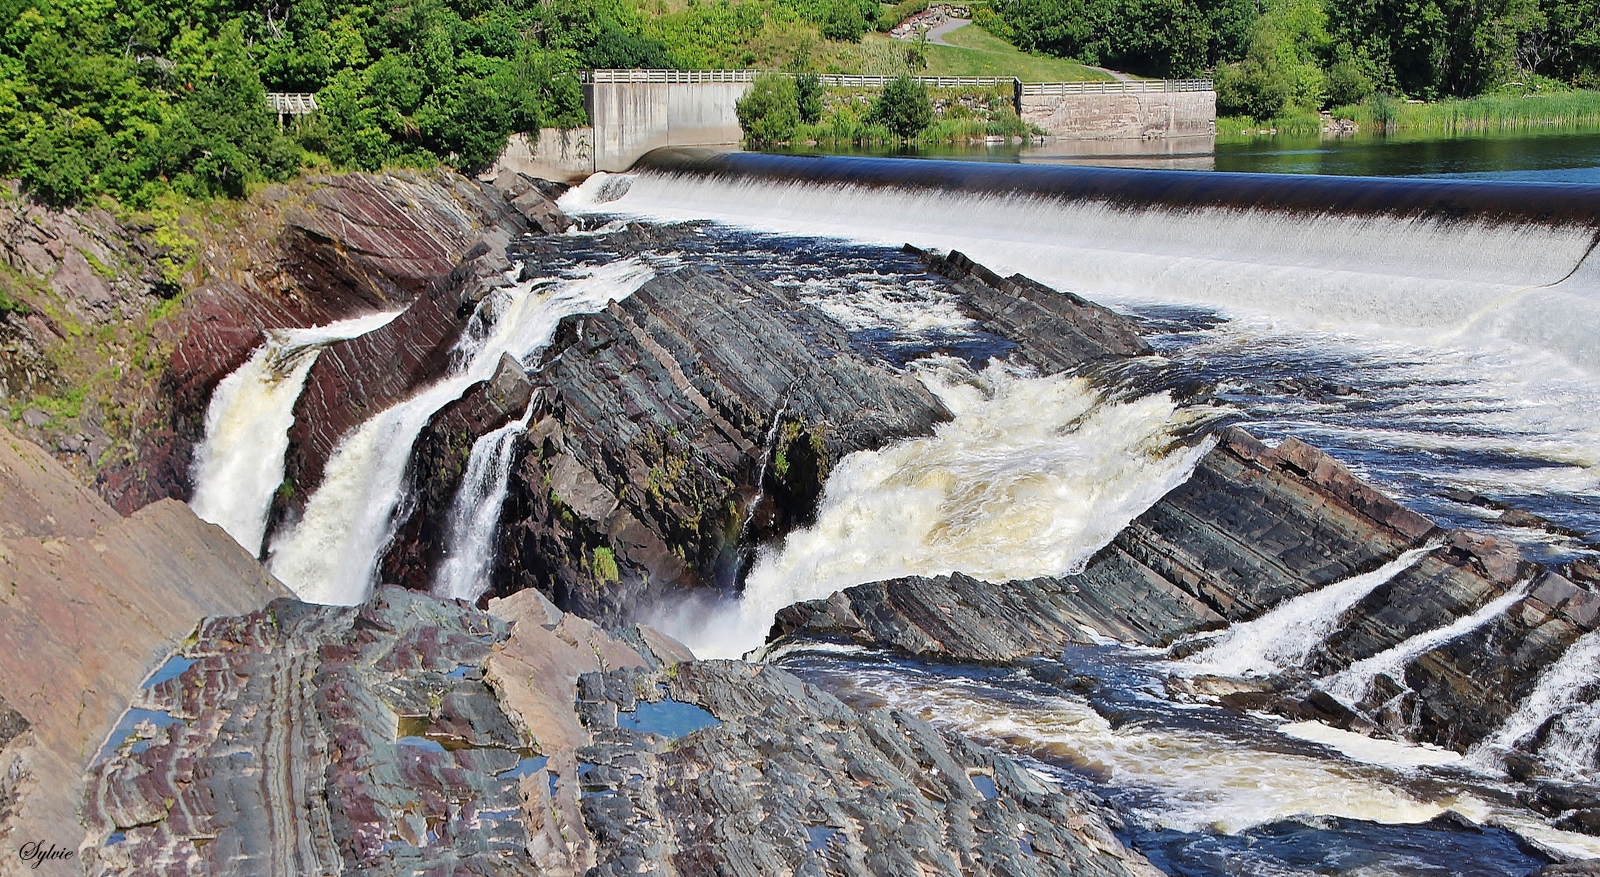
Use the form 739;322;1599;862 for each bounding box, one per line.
871;74;932;139
1327;0;1543;96
736;72;799;143
818;0;872;41
795;72;824;123
1326;59;1376;104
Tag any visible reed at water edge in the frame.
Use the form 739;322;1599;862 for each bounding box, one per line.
1219;88;1600;140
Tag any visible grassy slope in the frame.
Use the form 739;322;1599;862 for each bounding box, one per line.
922;24;1112;81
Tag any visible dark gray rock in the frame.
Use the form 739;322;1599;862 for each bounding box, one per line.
379;354;535;592
766;423;1600;758
909;246;1151;373
770;426;1439;660
574;660;1162;877
495;264;951;624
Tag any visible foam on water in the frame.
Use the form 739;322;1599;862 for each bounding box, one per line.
1278;721;1464;769
662;359;1220;658
433;406;534;602
831;663;1460;835
563;170;1600;374
1178;543;1441;679
566;168;1600;550
1321;582;1533;706
268;259;656;605
189;310;401;555
1467;627;1600;781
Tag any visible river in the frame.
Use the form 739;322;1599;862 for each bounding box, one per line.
184;137;1600;874
553;152;1600;874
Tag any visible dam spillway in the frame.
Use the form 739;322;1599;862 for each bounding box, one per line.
163;151;1600;875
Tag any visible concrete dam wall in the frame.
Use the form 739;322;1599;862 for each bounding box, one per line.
490;72;1217;180
1021;86;1216;141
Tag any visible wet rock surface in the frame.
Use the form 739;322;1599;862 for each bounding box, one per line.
481;246;1168;624
106;170;540;514
574;660;1162;877
768;423;1600;760
277;235;519;519
909;246;1151;372
771;426;1436;657
379;353;535;592
494;263;951;623
81;587;1160;877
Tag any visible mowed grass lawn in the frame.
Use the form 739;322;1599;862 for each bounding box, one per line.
918;25;1114;81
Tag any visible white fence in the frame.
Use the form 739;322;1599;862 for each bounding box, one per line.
265;93;319;114
582;69;1213;93
582;69;761;84
1020;79;1213;95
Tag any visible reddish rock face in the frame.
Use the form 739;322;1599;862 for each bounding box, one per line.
280;237;515;515
102;171;530;515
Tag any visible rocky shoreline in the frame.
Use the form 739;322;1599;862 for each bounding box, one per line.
2;164;1599;875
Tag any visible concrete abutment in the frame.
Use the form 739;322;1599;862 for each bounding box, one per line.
488;73;1217;180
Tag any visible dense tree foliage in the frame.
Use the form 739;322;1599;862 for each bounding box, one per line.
984;0;1255;76
988;0;1600;103
0;0;883;206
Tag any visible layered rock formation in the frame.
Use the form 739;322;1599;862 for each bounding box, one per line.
275;236;522;521
378;354;535;592
483;264;951;622
108;170;537;513
0;426;287;872
82;585;1160;877
767;422;1600;766
909;246;1151;372
576;660;1160;877
382;245;1163;623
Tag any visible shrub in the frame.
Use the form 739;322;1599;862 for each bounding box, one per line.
871;75;933;138
1215;61;1291;119
1326;60;1376;106
736;73;801;143
796;73;825;123
819;0;873;41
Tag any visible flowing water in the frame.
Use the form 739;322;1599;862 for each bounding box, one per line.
433;406;533;602
553;156;1600;872
1469;628;1600;782
189;152;1600;872
666;359;1222;659
189;310;402;555
1321;581;1536;707
1177;542;1444;679
267;259;658;605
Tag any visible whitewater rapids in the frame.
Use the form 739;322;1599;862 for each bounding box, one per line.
662;359;1222;658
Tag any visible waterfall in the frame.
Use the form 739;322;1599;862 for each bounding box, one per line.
1535;697;1600;782
737;398;791;542
433;405;534;603
562;162;1600;377
1468;628;1600;779
189;310;402;555
1178;542;1442;678
660;359;1222;659
1320;581;1533;706
267;259;657;605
